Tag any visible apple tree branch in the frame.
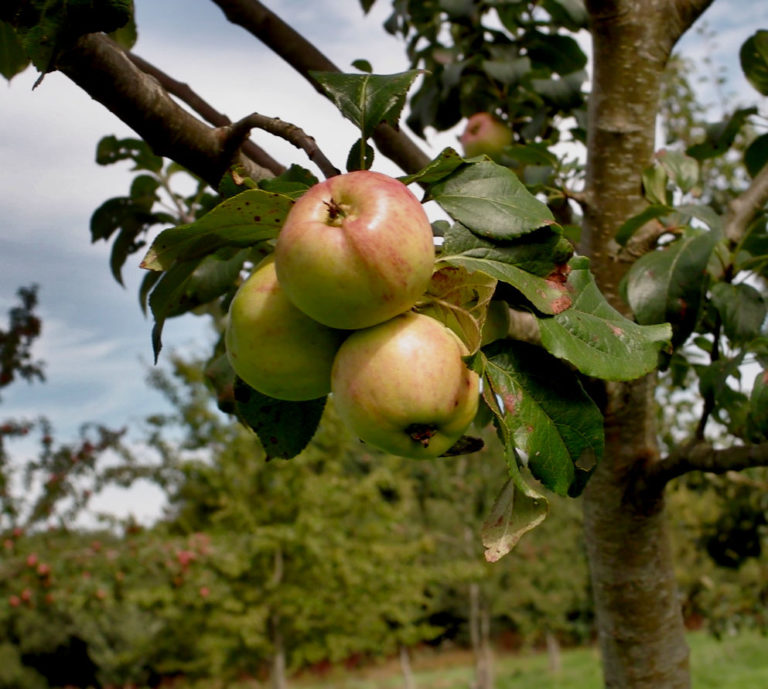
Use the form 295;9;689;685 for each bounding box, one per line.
226;113;340;179
126;51;287;176
208;0;431;175
54;33;274;189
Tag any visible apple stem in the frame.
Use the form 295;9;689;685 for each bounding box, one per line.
324;199;346;223
406;423;438;448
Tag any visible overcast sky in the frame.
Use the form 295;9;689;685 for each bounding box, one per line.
1;0;766;523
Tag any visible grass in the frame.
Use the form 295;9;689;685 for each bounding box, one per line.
287;630;768;689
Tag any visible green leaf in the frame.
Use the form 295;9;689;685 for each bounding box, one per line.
483;341;603;497
17;0;132;73
233;378;326;460
129;174;161;204
745;132;768;177
525;31;586;75
0;20;29;81
164;249;247;318
351;58;372;73
674;204;723;232
498;142;558;169
541;0;589;31
346;137;375;172
441;224;573;315
615;204;671;246
710;282;767;344
96;135;163;172
310;69;422;139
482;56;531;85
140;189;292;271
624;230;720;346
109;0;136;50
90;196;156;242
109;225;141;286
686;107;757;161
656;149;699;193
696;356;748;432
530;71;585;110
748;370;768;440
399;147;465;187
429;161;555;240
146;249;245;361
538;257;672;380
642;162;669;205
740;30;768;96
257;164;318;199
148;260;200;361
138;270;162;316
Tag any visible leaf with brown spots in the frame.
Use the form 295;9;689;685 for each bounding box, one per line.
482;341;603;497
481;470;548;563
141;189;293;271
539;257;671;380
441;223;573;315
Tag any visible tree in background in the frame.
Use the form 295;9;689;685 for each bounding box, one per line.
3;2;768;688
137;356;448;689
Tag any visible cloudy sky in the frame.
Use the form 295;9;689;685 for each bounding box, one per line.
1;0;766;522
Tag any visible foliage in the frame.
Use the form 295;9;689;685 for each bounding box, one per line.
0;286;43;392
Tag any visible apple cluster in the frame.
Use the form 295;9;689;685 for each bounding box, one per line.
225;170;480;459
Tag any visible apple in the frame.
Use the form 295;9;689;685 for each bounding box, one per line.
274;170;435;330
331;312;480;459
459;112;512;159
225;256;345;401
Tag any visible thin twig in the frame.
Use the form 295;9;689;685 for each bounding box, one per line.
627;438;768;511
618;218;673;261
654;439;768;483
724;163;768;246
227;113;340;179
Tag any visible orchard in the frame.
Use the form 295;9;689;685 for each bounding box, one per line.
3;1;768;688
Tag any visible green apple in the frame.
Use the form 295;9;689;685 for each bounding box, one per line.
274;170;435;330
225;256;344;401
459;112;512;159
331;312;480;458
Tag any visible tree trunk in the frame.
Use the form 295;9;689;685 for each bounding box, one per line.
583;378;689;688
271;621;288;689
580;1;707;686
270;547;287;689
399;644;416;689
545;630;562;675
478;601;494;689
468;581;494;689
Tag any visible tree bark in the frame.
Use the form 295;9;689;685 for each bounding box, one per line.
399;644;416;689
545;630;562;675
53;34;273;189
580;1;713;686
467;580;494;689
271;620;287;689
